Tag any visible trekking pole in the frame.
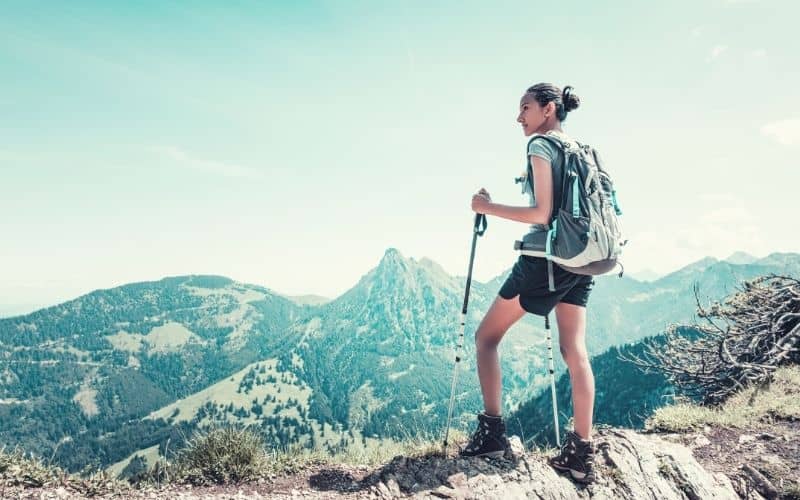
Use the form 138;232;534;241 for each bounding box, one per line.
545;314;561;448
443;212;487;456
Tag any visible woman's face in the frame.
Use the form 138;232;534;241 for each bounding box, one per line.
517;94;551;136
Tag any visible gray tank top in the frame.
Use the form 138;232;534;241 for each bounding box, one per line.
520;130;577;234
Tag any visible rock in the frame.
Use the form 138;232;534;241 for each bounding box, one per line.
692;435;711;448
257;426;744;499
742;464;779;499
375;481;391;498
386;478;402;495
430;484;463;498
739;434;756;444
447;471;468;490
759;454;783;466
600;428;738;499
507;435;526;457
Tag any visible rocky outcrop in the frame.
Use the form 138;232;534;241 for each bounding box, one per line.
363;428;739;499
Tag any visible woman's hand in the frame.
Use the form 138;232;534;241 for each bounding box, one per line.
471;188;492;214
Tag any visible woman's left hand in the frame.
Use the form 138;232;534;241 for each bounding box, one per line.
471;188;492;214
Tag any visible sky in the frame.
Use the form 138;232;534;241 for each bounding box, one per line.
1;0;798;316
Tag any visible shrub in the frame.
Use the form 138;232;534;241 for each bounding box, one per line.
171;426;270;485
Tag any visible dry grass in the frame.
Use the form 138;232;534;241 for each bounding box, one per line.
645;365;800;432
0;445;132;496
134;423;472;488
333;428;470;465
254;427;471;473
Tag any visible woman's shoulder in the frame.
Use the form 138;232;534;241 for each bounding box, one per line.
528;130;574;158
544;129;578;146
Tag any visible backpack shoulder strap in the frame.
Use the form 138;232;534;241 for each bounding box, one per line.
526;133;567;157
526;133;567;292
525;133;573;224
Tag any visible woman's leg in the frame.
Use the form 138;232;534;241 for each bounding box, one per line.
554;301;594;440
475;295;528;416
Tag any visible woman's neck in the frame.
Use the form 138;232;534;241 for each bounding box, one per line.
536;122;563;134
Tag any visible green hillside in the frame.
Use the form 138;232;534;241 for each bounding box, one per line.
0;251;797;474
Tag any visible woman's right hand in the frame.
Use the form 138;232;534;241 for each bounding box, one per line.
471;188;492;214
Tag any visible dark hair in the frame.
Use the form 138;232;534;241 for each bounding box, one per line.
524;83;580;122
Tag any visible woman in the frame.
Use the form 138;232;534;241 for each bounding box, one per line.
461;83;597;484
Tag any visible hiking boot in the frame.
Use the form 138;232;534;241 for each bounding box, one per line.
459;412;510;458
549;430;596;483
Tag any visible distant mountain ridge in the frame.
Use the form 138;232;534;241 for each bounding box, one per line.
281;294;331;306
628;269;661;282
0;250;777;319
624;251;764;283
0;249;797;474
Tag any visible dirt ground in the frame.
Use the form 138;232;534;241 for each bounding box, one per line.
657;418;800;499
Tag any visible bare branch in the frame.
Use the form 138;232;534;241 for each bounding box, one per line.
631;275;800;405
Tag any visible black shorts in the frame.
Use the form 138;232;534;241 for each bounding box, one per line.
498;255;595;316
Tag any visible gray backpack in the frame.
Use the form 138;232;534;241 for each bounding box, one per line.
514;133;627;291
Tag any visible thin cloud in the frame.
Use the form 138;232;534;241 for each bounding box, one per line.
151;146;264;179
709;44;728;60
704;45;765;63
623;201;767;276
761;119;800;146
676;205;763;255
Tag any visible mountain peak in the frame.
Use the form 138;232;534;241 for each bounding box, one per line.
334;248;464;311
379;247;407;269
724;251;757;265
383;247;402;258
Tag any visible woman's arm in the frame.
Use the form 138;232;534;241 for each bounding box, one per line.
479;155;553;225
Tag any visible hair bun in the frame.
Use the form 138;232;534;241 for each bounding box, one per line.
562;85;580;112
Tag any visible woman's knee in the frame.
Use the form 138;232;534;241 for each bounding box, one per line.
474;295;526;352
560;343;589;367
475;326;503;352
